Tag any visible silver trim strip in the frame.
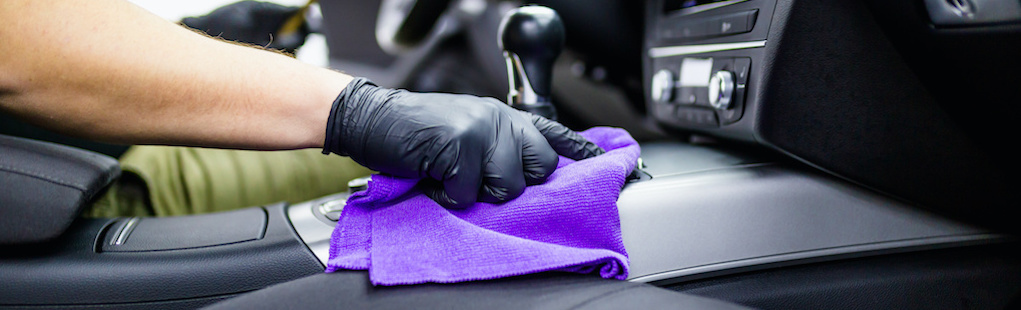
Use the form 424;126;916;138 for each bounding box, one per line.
505;52;540;105
649;40;766;58
110;217;140;246
288;194;345;267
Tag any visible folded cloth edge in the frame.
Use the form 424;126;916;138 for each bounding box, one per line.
327;127;639;286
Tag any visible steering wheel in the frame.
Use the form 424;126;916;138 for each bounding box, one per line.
375;0;453;54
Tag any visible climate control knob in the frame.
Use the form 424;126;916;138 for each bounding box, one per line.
708;70;735;110
650;69;675;103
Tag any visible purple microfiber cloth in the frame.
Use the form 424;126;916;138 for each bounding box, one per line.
326;127;639;285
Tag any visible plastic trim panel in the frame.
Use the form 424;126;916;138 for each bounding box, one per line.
0;204;323;306
620;142;998;283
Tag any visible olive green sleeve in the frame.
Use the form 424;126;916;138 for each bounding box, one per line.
88;147;372;217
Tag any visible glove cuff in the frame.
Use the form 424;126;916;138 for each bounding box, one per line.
323;77;377;156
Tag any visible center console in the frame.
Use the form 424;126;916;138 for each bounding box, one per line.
0;138;1006;309
643;0;1016;233
645;0;775;141
286;139;1002;286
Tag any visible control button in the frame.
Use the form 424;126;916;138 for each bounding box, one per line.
653;102;676;121
348;176;370;192
660;24;678;39
698;109;719;126
713;57;733;73
662;16;727;39
746;9;759;30
709;10;755;36
650;69;675;103
676;108;697;124
709;71;735;110
733;58;751;84
675;107;719;127
661;20;706;39
319;199;346;221
677;87;697;105
719;84;746;125
680;20;708;38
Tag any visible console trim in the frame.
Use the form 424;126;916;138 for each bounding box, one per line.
619;144;997;285
630;233;1006;284
287;195;343;267
649;40;766;58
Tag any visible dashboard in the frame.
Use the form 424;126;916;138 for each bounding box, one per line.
642;0;1021;233
314;0;1021;234
644;0;772;140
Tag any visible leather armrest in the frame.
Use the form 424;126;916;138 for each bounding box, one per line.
0;134;120;245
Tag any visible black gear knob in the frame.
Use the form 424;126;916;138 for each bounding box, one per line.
498;6;564;120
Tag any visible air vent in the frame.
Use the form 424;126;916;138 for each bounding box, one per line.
945;0;975;18
924;0;1021;26
663;0;748;16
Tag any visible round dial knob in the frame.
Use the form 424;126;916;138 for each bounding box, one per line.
708;70;735;110
650;69;675;103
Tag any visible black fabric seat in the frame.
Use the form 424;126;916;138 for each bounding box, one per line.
202;271;752;310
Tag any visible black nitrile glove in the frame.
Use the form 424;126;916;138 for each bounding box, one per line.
181;0;309;54
324;78;604;208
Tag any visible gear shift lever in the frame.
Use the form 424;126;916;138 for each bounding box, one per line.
498;6;646;181
498;6;564;120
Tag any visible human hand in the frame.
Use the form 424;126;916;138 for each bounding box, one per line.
323;78;604;208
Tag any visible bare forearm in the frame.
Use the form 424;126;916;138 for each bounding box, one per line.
0;0;350;150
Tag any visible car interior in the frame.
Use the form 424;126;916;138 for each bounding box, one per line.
3;0;1021;309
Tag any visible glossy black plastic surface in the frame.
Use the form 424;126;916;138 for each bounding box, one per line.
0;203;322;308
101;208;267;252
203;271;752;310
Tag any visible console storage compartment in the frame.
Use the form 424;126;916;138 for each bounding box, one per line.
0;203;323;309
101;208;267;252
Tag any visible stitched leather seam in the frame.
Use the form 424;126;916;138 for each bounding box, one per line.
0;165;88;192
